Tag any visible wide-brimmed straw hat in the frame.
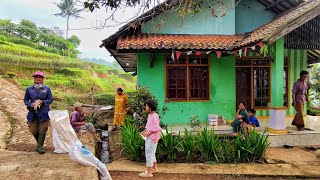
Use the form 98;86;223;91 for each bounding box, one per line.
74;102;83;109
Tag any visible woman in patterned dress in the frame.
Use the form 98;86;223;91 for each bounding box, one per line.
112;87;128;131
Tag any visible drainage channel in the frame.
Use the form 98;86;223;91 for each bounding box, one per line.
96;125;110;180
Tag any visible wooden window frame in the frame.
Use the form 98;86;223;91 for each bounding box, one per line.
165;55;210;102
236;57;289;109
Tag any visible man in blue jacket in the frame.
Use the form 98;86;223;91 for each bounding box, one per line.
24;71;53;154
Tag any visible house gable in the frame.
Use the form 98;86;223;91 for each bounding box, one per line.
141;0;276;35
102;0;320;72
235;0;275;34
142;0;236;35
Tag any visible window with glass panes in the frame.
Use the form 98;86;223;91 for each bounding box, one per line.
236;57;289;108
166;56;209;101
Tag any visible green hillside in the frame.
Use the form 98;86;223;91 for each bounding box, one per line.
0;38;136;109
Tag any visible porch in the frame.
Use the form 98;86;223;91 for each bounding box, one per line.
164;115;320;147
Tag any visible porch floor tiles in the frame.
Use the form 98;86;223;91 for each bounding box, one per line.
107;159;320;178
163;116;320;147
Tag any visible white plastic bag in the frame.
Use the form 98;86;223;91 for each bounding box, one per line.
69;140;112;180
49;110;78;153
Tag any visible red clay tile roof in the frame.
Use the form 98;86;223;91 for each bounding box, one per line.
117;34;245;50
237;0;320;47
115;0;320;51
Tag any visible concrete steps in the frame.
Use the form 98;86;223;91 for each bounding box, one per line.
267;127;320;147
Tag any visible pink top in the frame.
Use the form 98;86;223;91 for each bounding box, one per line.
292;80;308;103
145;113;161;143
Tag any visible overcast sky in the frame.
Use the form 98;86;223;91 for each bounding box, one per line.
0;0;150;61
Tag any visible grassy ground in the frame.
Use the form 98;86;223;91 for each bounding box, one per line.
0;39;136;109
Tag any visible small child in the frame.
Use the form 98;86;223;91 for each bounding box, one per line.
243;109;260;134
139;100;162;178
248;109;260;128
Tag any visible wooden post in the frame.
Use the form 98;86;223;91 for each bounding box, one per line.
91;83;94;109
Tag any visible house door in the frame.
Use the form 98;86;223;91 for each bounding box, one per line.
236;67;251;110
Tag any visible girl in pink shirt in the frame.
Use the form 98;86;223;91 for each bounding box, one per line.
139;100;161;178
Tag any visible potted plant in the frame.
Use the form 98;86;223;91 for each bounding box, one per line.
190;115;201;131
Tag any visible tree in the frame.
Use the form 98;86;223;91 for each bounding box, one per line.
84;0;148;11
52;26;64;37
309;64;320;108
39;27;54;34
20;19;37;30
83;0;239;29
67;35;81;47
19;20;37;41
54;0;83;38
0;19;15;36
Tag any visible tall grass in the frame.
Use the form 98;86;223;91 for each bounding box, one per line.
181;128;197;162
234;130;270;163
119;118;145;161
120;126;270;164
0;42;62;59
219;138;235;163
0;54;84;69
197;127;221;162
158;128;182;162
3;112;16;147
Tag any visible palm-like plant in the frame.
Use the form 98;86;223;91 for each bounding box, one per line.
54;0;82;38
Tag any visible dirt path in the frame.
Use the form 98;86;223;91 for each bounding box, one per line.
0;78;53;151
266;147;320;166
110;171;317;180
0;110;10;149
0;78;99;179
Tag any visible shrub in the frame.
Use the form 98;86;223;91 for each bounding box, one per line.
233;130;269;163
0;66;6;75
119;117;145;161
128;87;157;129
7;71;16;79
197;127;221;162
181;128;197;162
219;138;235;163
86;112;100;125
93;93;115;105
307;104;320;116
128;87;168;131
119;126;270;163
56;68;88;77
158;128;181;162
190;115;201;131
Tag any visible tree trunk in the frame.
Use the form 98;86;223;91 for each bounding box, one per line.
66;15;69;39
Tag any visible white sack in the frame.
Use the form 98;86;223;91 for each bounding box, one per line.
49;110;78;153
69;140;112;180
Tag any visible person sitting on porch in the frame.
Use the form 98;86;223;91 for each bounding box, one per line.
292;70;309;131
242;109;260;134
70;102;101;142
231;102;249;136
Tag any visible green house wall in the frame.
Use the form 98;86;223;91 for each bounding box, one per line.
137;49;307;124
137;52;236;124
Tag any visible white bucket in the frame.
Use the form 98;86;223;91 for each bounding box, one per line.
208;114;218;126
